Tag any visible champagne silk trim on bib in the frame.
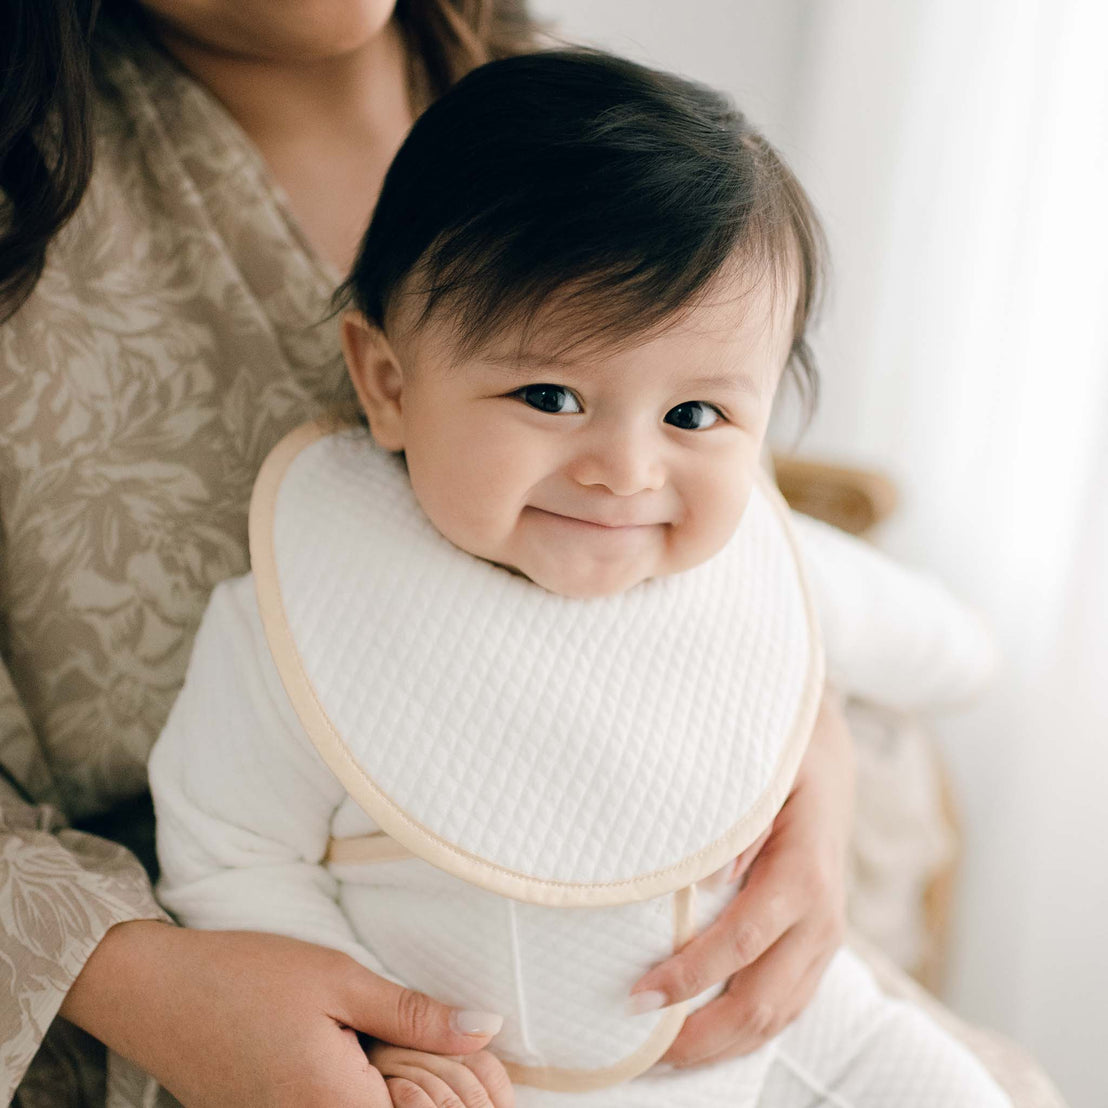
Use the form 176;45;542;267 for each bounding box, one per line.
249;420;825;910
326;830;413;865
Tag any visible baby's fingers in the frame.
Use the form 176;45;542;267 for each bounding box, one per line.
386;1067;469;1106
386;1064;498;1108
462;1051;516;1107
369;1044;514;1108
384;1075;437;1107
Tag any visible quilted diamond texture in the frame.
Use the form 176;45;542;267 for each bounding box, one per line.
330;800;737;1070
272;430;813;885
513;895;677;1067
337;856;676;1069
338;861;534;1062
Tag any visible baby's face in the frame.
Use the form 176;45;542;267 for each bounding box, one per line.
344;275;794;598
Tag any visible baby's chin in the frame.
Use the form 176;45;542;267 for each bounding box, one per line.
493;557;656;600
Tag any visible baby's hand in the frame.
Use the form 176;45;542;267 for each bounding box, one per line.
366;1041;515;1107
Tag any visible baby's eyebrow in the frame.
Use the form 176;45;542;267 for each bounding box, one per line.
480;352;578;371
682;371;764;398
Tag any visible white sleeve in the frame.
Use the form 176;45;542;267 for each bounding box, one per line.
790;512;999;712
148;574;399;981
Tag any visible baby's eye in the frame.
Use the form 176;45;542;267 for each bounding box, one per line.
518;384;583;414
664;401;721;430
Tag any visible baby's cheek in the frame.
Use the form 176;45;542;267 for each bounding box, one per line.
409;460;519;561
678;465;756;568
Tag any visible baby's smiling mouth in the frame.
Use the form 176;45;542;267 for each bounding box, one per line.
527;507;664;530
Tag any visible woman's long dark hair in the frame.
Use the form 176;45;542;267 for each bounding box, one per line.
0;0;538;324
0;0;101;321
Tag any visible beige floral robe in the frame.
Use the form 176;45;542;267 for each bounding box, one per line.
0;27;1064;1108
1;30;342;1104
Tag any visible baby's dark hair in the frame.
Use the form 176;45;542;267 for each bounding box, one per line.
337;49;825;409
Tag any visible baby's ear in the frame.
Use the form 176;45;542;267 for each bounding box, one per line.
341;312;406;451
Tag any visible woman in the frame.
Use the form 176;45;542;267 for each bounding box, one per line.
0;2;1048;1106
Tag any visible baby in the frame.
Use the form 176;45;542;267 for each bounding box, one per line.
150;51;1010;1107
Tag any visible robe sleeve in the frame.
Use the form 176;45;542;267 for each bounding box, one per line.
0;654;170;1105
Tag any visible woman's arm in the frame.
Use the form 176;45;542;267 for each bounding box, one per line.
60;919;508;1108
1;574;502;1108
627;521;997;1065
93;574;507;1107
0;657;170;1103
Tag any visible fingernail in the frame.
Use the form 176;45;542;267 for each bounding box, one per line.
626;989;667;1016
651;1062;676;1074
450;1010;504;1036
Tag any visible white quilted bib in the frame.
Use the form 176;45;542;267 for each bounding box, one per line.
248;420;824;1089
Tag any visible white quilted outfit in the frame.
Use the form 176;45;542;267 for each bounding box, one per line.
150;424;1011;1107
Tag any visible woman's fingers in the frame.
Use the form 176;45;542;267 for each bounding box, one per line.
626;691;852;1068
630;687;852;1033
657;924;832;1067
697;826;774;892
631;846;803;1007
729;826;773;884
342;973;503;1057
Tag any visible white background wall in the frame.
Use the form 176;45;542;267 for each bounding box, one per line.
534;0;809;148
532;3;1108;1106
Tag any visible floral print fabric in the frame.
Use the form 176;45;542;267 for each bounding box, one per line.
0;31;342;1103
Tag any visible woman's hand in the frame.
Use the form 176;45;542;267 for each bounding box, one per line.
61;920;504;1108
367;1042;515;1107
629;687;855;1067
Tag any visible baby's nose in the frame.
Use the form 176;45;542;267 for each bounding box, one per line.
570;427;666;495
